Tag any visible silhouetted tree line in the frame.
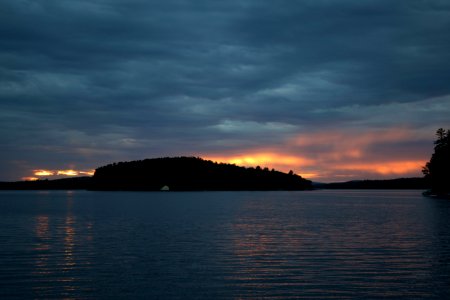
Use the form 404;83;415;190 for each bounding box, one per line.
91;157;312;191
0;177;91;190
423;128;450;196
317;177;430;190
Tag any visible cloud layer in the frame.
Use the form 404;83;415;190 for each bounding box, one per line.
1;0;450;181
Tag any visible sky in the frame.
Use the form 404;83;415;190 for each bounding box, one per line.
1;0;450;182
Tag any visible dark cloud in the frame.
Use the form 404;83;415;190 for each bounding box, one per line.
1;0;450;181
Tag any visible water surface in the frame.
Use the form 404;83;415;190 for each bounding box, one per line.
0;190;449;299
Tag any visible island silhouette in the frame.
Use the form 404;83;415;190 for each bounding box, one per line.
92;156;312;191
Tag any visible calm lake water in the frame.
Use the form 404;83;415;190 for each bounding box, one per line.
0;190;449;299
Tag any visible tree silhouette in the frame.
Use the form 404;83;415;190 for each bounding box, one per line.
91;157;312;191
423;128;450;195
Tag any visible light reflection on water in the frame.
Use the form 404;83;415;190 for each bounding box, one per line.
26;191;95;299
225;192;440;298
0;190;449;299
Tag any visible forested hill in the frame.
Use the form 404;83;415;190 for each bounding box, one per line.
92;157;312;191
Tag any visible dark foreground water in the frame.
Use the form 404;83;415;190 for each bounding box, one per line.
1;190;449;299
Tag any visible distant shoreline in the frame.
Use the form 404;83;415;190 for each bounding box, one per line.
0;176;430;191
314;177;429;190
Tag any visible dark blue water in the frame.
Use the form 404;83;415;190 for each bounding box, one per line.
0;190;449;299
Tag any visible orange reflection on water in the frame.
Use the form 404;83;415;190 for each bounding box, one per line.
64;193;75;266
33;215;51;274
58;192;78;296
31;192;95;298
226;200;306;290
36;216;49;239
64;215;76;267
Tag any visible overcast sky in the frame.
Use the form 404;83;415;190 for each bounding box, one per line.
1;0;450;182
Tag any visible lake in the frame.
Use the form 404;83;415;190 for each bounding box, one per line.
0;190;449;299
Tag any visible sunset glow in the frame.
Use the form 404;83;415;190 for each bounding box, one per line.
29;169;95;179
205;153;313;172
336;161;426;175
13;128;431;182
34;170;55;176
297;173;319;179
203;127;429;182
79;170;95;176
57;170;80;176
21;177;39;181
206;154;427;181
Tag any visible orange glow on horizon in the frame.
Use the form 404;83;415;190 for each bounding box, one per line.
209;153;311;165
34;170;55;176
23;127;426;183
204;153;312;171
22;177;39;181
57;170;79;176
79;170;95;176
28;168;95;179
297;173;319;179
204;151;426;180
336;160;426;175
203;152;321;180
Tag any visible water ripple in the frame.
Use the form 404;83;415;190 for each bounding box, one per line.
0;190;449;299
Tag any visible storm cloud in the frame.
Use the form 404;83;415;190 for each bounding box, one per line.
1;0;450;181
